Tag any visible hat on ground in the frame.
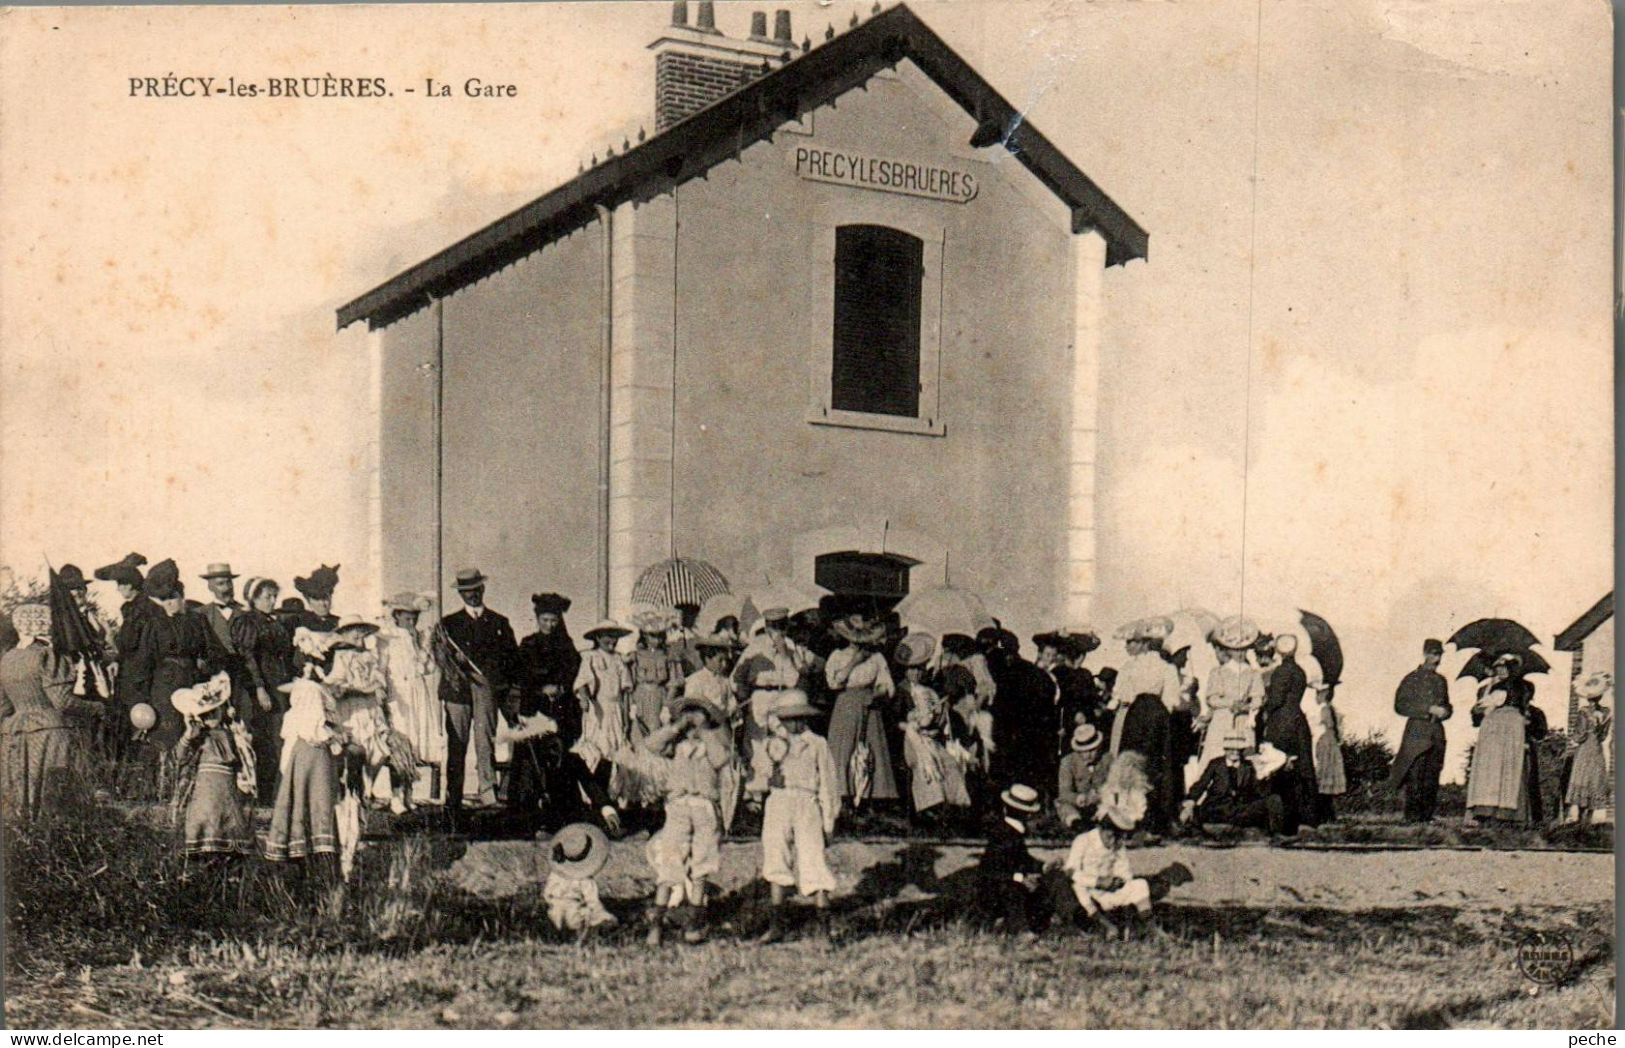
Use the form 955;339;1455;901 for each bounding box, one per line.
94;552;148;588
1577;671;1613;700
1423;638;1445;656
452;568;487;591
895;632;936;667
1000;783;1042;814
143;559;182;600
548;822;610;880
771;690;820;721
335;613;380;637
171;685;229;718
1222;732;1250;751
10;603;50;641
531;592;572;616
675;696;724;726
57;564;89;590
583;619;632;641
294;564;340;601
832;618;885;645
1070;723;1103;752
383;591;430;613
199;563;239;581
1209;616;1261;650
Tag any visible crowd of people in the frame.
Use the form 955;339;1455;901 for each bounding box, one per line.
0;552;1612;941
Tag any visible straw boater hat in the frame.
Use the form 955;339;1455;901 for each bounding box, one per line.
675;696;725;727
94;552;148;589
771;690;820;721
1070;723;1103;753
334;613;379;637
583;619;632;642
895;632;936;668
1577;671;1613;700
548;822;610;880
1209;616;1260;651
199;563;239;581
1000;783;1042;814
452;568;488;592
171;685;229;719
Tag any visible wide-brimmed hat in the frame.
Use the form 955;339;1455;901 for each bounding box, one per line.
10;603;50;640
1114;617;1172;643
1577;671;1613;700
94;552;148;588
548;822;610;880
1492;651;1523;670
675;696;725;726
452;568;488;591
277;597;307;616
1070;723;1103;752
334;613;379;636
1000;783;1042;814
1065;627;1102;655
895;633;936;667
57;564;89;590
293;564;340;601
1209;616;1260;650
631;606;679;634
832;618;885;645
583;619;631;641
199;563;239;581
1032;630;1072;654
771;690;820;721
531;592;571;616
692;631;737;653
383;591;430;613
171;685;229;718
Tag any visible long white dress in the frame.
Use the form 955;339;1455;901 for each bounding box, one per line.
375;624;446;803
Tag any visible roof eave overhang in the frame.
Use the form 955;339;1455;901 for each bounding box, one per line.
337;3;1147;332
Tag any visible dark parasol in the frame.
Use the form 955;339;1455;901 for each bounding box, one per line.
47;565;102;659
1298;609;1343;686
1447;618;1541;655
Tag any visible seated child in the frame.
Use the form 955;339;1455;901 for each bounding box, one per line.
1061;807;1152;932
542;822;618;937
974;783;1046;934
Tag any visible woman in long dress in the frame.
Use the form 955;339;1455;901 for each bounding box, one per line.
136;562;214;794
264;674;341;874
894;634;970;818
375;593;446;806
1;603;97;822
1465;654;1537;823
574;621;634;807
1566;672;1612;825
231;577;295;803
1198;627;1264;769
824;618;898;805
1310;682;1347;822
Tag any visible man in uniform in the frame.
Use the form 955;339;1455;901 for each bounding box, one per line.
1385;638;1453;823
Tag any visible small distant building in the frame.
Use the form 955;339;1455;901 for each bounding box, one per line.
1555;591;1613;817
338;2;1147;633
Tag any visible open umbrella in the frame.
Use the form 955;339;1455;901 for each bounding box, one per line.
1298;610;1343;686
1166;607;1222;659
1447;618;1541;655
630;557;730;609
696;592;746;634
895;585;995;639
1457;648;1550;680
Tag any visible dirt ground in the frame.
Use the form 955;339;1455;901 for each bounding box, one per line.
447;832;1614;913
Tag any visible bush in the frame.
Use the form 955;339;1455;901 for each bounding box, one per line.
1333;730;1395;815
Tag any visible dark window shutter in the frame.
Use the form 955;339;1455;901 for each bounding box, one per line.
831;225;923;417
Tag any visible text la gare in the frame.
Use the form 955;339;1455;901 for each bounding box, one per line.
424;78;518;98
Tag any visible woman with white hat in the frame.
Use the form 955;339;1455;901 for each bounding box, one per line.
1464;652;1539;824
573;620;634;806
1565;671;1613;825
1197;617;1265;769
1;602;98;821
171;675;255;858
895;632;970;820
824;617;898;809
376;592;445;805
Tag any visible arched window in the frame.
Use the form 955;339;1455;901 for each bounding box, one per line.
831;225;924;418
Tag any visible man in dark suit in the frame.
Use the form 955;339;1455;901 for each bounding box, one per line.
437;568;519;821
1181;734;1286;835
1385;638;1453;823
198;563;252;721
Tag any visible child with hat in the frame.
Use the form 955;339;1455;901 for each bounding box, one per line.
617;696;733;944
574;620;634;806
756;690;841;943
681;634;745;831
542;822;618;937
172;672;257;859
975;783;1047;934
1055;723;1110;830
1060;804;1154;934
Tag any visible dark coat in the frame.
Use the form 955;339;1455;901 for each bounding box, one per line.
1053;665;1101;740
1388;666;1451;785
438;607;520;703
1256;655;1318;825
139;607;214;748
114;597;158;708
989;653;1058;792
516;629;583;737
1189;756;1263;820
1118;692;1177;830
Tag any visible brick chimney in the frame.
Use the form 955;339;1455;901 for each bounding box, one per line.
649;4;795;131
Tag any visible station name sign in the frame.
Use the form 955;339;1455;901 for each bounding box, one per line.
790;145;979;204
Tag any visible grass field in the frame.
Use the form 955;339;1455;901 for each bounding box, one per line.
3;801;1614;1029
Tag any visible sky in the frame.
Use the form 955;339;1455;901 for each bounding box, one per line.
0;0;1612;778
